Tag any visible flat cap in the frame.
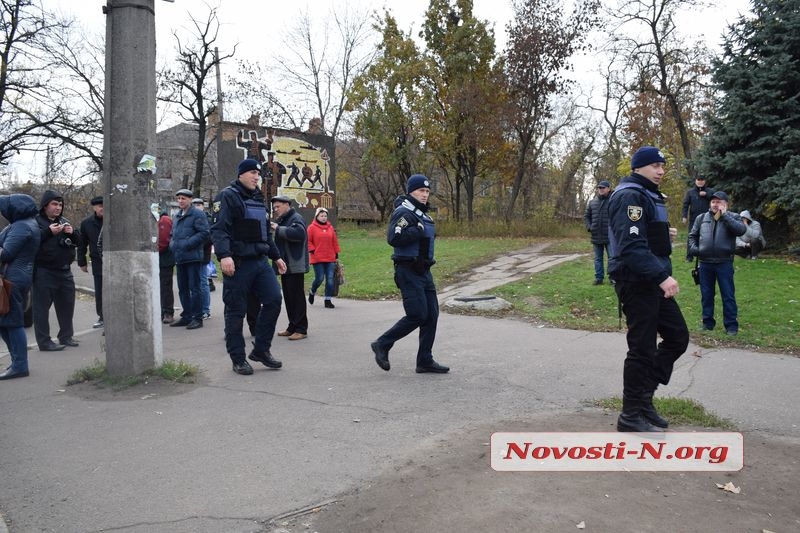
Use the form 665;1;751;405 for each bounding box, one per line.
270;195;292;204
175;188;194;197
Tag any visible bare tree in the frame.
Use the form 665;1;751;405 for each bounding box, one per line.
503;0;600;222
609;0;712;178
0;0;68;167
231;5;376;139
159;6;234;193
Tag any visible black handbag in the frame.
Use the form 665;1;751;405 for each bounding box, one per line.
691;257;700;286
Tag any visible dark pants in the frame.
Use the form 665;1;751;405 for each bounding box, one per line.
699;261;738;332
223;257;282;363
176;261;203;321
615;280;689;399
32;267;76;347
375;263;439;366
735;241;763;258
159;264;174;317
280;272;308;334
92;271;103;320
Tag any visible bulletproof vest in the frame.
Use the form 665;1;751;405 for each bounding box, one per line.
609;182;671;257
231;190;269;243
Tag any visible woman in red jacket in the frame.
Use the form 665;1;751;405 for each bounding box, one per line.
307;207;341;308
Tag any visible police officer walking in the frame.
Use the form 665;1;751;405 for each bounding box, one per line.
211;159;286;375
607;147;689;432
370;174;449;374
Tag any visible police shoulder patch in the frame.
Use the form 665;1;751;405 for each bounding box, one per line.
397;216;409;229
627;205;643;222
213;201;221;213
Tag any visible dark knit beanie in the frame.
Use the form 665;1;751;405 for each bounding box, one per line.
406;174;431;194
630;146;666;170
238;158;262;176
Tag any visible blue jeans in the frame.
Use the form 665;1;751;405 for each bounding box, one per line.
699;261;738;332
176;261;204;321
311;262;336;299
200;274;210;315
1;327;29;373
593;243;608;281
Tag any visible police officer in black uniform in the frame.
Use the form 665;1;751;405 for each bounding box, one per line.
211;159;286;375
607;146;689;432
370;174;449;374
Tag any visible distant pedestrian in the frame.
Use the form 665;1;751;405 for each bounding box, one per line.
270;195;309;340
584;180;612;285
0;194;41;380
169;189;209;330
33;190;83;351
191;197;214;319
307;207;340;308
688;191;747;335
608;146;688;432
735;210;766;260
77;196;104;328
370;174;449;374
211;158;285;375
681;176;714;261
158;211;175;324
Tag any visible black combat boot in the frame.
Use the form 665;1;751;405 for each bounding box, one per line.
617;396;660;432
641;390;669;428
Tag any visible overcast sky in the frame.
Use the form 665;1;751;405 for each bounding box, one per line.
19;0;752;180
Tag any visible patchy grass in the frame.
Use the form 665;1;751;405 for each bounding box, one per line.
67;359;200;390
592;397;735;429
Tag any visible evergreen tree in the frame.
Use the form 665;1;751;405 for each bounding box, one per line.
698;0;800;236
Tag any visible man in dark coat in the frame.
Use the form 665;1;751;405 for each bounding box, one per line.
33;190;83;351
681;176;714;261
584;180;612;285
77;196;104;328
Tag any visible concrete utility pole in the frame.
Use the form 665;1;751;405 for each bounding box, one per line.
102;0;162;375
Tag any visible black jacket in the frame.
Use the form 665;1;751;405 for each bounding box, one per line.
211;179;281;262
688;211;747;263
35;190;83;270
681;185;714;225
584;194;610;245
77;213;103;275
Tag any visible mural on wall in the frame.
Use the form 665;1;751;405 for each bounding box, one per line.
235;128;333;212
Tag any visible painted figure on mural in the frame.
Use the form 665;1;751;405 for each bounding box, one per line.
301;163;313;187
236;130;272;166
286;162;302;187
264;151;286;201
311;165;324;189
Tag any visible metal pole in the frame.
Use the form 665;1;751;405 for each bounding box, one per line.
102;0;162;376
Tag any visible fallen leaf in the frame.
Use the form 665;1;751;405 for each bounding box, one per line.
576;521;585;529
691;350;703;357
715;481;740;494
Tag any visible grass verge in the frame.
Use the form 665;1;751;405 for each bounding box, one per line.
66;359;200;390
592;397;735;429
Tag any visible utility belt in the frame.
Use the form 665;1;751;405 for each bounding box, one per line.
394;257;433;274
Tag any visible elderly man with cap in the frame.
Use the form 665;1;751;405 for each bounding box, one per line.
607;146;689;432
370;174;449;374
681;175;715;261
211;158;285;375
77;196;104;328
270;194;309;340
169;188;209;330
688;191;747;335
584;180;612;285
735;210;766;260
